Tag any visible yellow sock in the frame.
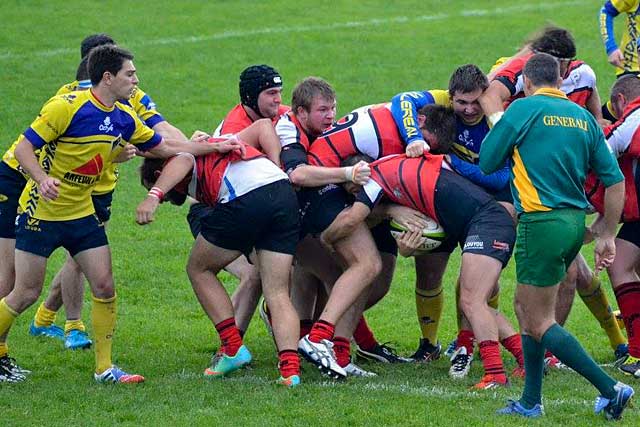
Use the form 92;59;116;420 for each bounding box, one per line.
0;298;18;338
64;319;86;334
92;295;116;374
0;342;8;358
578;277;627;350
416;285;443;344
33;302;57;328
488;291;499;310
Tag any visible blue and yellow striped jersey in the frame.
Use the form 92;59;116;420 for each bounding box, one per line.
19;89;161;221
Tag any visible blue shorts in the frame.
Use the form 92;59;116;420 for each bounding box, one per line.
91;191;113;223
0;162;27;239
15;213;108;258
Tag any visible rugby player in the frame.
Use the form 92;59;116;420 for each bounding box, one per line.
481;53;633;420
586;74;640;378
0;45;222;384
389;65;522;375
186;64;289;338
480;26;629;367
137;122;302;387
24;33;189;352
322;152;520;390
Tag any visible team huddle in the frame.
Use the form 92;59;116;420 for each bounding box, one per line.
0;9;639;421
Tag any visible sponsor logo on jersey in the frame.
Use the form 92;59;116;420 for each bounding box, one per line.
463;235;483;250
63;154;104;186
25;217;41;232
61;94;77;104
0;194;8;202
393;187;403;199
492;240;510;251
99;116;114;133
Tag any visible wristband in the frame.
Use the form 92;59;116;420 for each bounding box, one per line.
344;166;354;182
148;186;164;201
488;112;504;126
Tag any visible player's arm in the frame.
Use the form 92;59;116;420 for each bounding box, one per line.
479;80;510;122
585;86;608;125
136;154;194;225
390;90;436;155
236;119;281;165
14;137;59;201
595;180;625;271
153;120;189;143
448;154;510;191
599;1;624;68
370;203;429;231
321;202;371;247
396;229;427;258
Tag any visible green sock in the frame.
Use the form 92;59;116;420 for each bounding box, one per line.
541;324;616;399
519;334;544;409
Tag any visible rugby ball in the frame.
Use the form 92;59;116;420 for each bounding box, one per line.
389;217;446;253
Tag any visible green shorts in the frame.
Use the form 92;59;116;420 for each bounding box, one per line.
515;209;585;287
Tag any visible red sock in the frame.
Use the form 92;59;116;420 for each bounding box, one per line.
615;281;640;357
353;316;378;351
300;319;314;339
333;336;351;368
308;319;335;343
478;340;506;380
501;334;524;367
215;317;243;356
278;350;300;378
457;329;475;354
544;350;554;359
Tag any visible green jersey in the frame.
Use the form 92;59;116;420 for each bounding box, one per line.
479;88;623;214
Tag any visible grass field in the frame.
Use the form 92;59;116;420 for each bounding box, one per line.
0;0;638;425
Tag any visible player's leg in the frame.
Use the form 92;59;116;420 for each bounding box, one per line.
58;255;90;349
225;256;261;336
411;251;450;362
608;226;640;377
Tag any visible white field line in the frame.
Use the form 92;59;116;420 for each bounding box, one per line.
0;1;582;61
169;371;596;408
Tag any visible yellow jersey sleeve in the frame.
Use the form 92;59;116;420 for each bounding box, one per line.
128;87;165;128
427;89;452;107
24;95;75;148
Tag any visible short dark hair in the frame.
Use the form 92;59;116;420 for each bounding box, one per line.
87;45;134;86
523;53;560;87
530;25;576;59
418;104;456;154
80;33;115;59
448;64;488;96
340;153;374;167
291;77;335;113
75;56;89;81
139;158;187;206
611;74;640;104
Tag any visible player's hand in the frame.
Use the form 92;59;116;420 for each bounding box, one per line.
136;196;160;225
345;160;370;185
395;229;426;257
210;136;246;157
113;144;137;163
597;117;612;128
594;236;616;273
608;49;624;68
387;205;428;232
38;177;60;202
190;130;210;143
406;140;429;158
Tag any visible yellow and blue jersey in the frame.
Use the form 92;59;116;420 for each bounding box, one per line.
19;89;161;221
600;0;640;75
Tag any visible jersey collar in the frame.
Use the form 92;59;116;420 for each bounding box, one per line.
89;89;115;112
533;88;567;99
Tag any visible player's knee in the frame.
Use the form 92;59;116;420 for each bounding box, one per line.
91;279;114;299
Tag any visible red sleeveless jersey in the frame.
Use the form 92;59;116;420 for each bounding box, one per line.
308;106;405;167
369;153;444;221
215;104;290;135
586;98;640;222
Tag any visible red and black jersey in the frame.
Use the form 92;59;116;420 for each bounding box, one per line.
308;106;405;167
214;103;290;136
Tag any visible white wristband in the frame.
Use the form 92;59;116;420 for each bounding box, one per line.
344;166;354;182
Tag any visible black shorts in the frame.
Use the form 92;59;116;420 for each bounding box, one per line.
186;202;214;239
370;220;398;256
15;213;108;258
298;184;350;237
618;221;640;249
91;191;113;223
200;179;300;256
0;162;27;239
436;202;515;268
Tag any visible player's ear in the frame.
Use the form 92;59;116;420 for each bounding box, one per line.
417;114;426;128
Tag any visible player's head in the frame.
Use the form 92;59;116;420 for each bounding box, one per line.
530;25;576;78
448;64;488;125
291;77;336;137
417;104;456;154
523;53;561;95
239;65;283;119
610;74;640;118
139;158;188;205
80;33;116;59
88;45;137;98
75;56;90;83
341;153;374;195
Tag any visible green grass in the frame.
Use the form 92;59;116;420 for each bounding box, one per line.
0;0;637;425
